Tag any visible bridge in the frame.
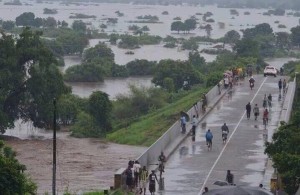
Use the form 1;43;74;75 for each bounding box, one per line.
114;61;296;195
162;74;293;194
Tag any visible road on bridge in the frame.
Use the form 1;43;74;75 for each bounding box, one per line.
160;73;288;195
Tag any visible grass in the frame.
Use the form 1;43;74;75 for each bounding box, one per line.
107;86;207;146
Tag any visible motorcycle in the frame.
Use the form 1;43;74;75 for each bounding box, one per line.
222;131;228;143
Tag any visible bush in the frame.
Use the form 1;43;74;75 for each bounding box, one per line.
0;141;37;194
278;24;286;28
206;72;223;87
163;42;176;48
64;62;105;82
70;111;101;138
182;39;199;50
138;34;162;45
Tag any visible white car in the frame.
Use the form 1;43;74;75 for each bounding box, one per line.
264;66;278;77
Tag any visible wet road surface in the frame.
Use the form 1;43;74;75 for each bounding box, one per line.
160;74;288;195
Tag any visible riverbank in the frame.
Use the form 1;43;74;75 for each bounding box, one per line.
107;85;207;146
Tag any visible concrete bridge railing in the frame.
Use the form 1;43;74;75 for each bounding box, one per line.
114;82;225;188
264;77;296;192
136;83;222;167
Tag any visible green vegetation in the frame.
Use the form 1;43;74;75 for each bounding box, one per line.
64;42;114;81
163;42;176;48
171;18;197;33
265;61;300;194
43;8;58;14
108;85;207;146
137;15;159;22
117;34;162;49
0;28;70;133
0;140;37;194
69;13;96;19
126;59;156;76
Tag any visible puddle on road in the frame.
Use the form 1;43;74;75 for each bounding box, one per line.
241;172;264;187
242;140;267;185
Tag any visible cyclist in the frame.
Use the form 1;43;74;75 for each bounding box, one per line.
221;123;229;143
249;76;255;90
263;109;269;126
205;129;213;150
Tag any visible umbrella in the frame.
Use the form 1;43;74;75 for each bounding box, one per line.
213;180;229;186
223;72;231;77
205;186;273;195
180;111;190;122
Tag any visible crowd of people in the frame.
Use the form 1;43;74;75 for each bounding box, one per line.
125;152;166;194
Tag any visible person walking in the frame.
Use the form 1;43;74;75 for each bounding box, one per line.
268;94;272;108
224;76;229;89
205;129;213;150
283;79;287;93
139;166;148;195
149;170;158;195
278;79;282;92
125;165;134;192
253;104;259;120
191;115;197;136
202;187;209;194
133;160;141;188
226;170;234;185
263;94;268;108
246;102;251;119
180;115;187;134
263;108;269;125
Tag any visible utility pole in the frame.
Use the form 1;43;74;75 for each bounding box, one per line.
52;99;57;195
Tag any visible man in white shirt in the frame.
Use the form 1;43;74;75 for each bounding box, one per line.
133;160;141;188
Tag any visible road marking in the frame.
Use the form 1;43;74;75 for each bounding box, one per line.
198;77;268;194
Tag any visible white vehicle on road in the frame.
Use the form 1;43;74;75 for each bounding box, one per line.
264;66;278;77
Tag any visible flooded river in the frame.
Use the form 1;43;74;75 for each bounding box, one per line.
1;2;299;98
1;1;299;193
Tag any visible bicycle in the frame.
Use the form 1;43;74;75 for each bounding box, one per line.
206;140;212;151
158;161;164;179
222;132;228;144
263;117;268;129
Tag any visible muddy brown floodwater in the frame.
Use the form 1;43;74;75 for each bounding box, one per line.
3;132;146;194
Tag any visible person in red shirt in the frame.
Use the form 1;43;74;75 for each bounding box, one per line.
263;109;269;125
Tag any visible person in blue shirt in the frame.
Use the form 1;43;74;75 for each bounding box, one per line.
205;129;213;149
